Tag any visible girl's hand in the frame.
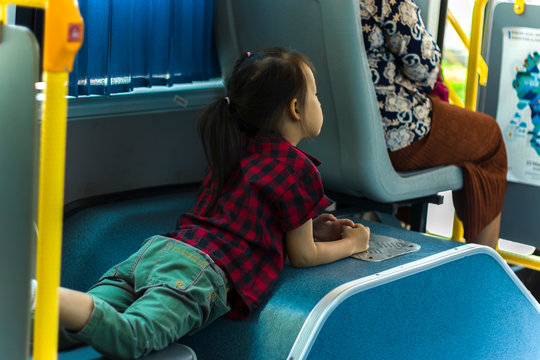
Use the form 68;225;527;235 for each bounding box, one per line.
343;224;370;254
313;214;355;242
286;219;370;268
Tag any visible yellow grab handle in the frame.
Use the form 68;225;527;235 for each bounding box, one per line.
43;0;84;72
0;0;45;8
0;4;6;23
514;0;525;14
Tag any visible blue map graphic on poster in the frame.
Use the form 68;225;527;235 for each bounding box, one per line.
511;51;540;155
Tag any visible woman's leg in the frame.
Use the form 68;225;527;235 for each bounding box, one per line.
389;96;507;247
469;212;502;249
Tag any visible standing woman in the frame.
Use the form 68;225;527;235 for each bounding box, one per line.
359;0;507;248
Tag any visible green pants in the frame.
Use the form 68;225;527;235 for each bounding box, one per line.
63;235;230;359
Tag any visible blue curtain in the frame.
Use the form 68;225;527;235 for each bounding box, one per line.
68;0;220;97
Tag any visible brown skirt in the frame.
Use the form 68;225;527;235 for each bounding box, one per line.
389;95;508;241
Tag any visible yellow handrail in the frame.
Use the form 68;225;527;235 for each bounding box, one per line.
465;0;488;111
0;1;83;359
446;9;488;86
497;248;540;271
447;83;464;108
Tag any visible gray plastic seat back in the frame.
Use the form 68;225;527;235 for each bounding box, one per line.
214;0;462;203
0;24;39;360
415;0;442;38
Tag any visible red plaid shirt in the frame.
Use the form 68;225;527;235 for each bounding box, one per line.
167;134;332;319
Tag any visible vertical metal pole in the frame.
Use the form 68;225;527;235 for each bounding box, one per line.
465;0;488;111
33;70;68;360
32;1;83;359
437;0;449;51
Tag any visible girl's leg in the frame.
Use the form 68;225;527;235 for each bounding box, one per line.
79;281;227;359
65;236;229;359
59;277;137;331
59;242;141;350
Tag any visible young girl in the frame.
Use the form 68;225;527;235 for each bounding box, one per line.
49;47;370;359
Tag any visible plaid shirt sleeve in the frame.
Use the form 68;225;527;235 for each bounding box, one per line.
277;163;333;232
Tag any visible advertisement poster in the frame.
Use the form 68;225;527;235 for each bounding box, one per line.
496;27;540;187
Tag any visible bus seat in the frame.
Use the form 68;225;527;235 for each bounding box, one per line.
0;24;39;360
57;192;540;359
415;0;443;41
61;188;199;292
213;0;463;219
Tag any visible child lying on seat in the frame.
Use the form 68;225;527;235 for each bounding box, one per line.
32;47;370;359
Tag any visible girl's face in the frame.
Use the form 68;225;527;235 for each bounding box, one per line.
301;64;324;138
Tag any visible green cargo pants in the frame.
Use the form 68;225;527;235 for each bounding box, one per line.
62;235;230;359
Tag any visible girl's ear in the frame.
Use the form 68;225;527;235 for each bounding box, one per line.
289;98;301;121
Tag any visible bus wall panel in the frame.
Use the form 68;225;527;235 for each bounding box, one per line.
64;110;207;204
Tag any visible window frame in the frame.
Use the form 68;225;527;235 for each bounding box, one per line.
67;79;225;121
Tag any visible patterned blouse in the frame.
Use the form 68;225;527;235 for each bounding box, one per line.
359;0;441;151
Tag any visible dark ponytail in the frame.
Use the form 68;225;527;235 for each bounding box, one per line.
197;47;314;214
197;97;244;213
